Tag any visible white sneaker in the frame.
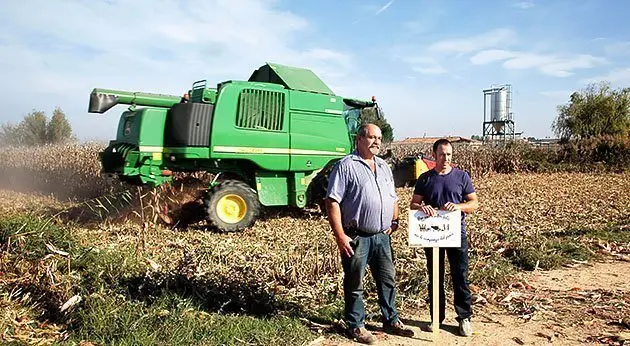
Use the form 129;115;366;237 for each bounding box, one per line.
459;318;472;337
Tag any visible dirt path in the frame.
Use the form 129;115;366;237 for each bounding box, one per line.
314;260;630;345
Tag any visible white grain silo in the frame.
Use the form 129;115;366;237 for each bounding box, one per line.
490;86;509;132
482;84;516;142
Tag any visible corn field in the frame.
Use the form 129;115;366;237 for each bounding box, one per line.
0;142;629;344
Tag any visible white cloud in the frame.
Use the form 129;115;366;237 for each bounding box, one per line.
394;56;448;75
513;1;535;10
400;3;446;36
502;53;556;69
538;55;606;77
375;0;395;15
428;28;515;54
580;68;630;85
470;49;518;65
0;0;362;140
352;0;396;24
411;29;604;78
471;49;606;77
412;66;448;75
604;41;630;56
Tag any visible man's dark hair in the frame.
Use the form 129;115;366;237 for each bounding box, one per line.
432;138;452;153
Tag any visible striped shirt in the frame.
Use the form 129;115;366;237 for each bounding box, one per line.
326;151;398;233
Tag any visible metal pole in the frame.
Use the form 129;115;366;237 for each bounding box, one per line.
432;246;439;341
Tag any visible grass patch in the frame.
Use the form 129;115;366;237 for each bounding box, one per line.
0;213;75;261
300;299;344;326
0;214;316;345
505;237;590;271
503;222;630;271
73;245;144;293
66;293;314;346
551;221;630;243
469;253;516;287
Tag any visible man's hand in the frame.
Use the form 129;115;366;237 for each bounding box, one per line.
385;222;398;235
336;234;355;258
442;202;460;211
420;205;437;216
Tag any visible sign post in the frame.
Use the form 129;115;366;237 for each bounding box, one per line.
408;209;461;341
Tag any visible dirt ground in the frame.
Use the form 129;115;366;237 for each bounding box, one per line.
314;260;630;346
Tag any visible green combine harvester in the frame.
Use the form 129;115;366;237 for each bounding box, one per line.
89;62;383;232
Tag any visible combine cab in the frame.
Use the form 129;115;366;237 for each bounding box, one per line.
89;62;384;232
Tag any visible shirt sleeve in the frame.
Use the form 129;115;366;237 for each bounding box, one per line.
326;161;346;203
385;164;398;201
462;171;476;195
413;172;427;196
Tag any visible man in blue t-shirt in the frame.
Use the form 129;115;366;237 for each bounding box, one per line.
410;138;479;337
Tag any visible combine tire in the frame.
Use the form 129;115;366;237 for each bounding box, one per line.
308;163;338;216
310;174;329;216
204;180;260;232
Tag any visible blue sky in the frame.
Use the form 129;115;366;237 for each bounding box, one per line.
1;0;629;141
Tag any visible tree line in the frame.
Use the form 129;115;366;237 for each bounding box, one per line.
0;107;74;146
553;81;629;141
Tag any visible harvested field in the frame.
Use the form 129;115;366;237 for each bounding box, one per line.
0;142;629;345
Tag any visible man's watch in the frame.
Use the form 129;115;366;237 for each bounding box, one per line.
391;219;399;226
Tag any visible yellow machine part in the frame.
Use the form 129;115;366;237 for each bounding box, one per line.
216;194;247;224
414;159;429;178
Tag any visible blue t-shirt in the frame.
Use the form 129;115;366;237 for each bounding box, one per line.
413;167;475;232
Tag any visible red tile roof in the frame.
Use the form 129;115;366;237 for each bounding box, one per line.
394;136;481;144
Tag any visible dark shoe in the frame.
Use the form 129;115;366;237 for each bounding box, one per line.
384;320;414;337
348;327;377;344
425;321;443;332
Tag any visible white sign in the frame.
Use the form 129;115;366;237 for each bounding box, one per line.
408;209;462;248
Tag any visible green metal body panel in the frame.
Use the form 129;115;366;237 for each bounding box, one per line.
255;172;289;206
209;82;291;171
254;171;309;207
289;172;308;207
106;107;172;185
288;91;349;171
92;62;378;209
163;147;210;159
249;63;335;95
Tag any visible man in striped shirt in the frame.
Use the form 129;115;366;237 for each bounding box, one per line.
326;123;414;344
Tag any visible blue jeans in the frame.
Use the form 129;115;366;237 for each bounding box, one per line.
341;231;400;329
423;232;472;322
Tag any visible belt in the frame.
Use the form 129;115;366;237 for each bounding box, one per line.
343;227;383;237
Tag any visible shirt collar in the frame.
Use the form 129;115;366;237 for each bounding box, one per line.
351;149;384;167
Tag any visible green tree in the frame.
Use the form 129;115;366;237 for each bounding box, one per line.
0;123;20;146
21;110;48;146
553;81;630;140
360;106;395;143
0;108;74;146
47;107;73;144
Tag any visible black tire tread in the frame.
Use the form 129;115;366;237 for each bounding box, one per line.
204;180;260;232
